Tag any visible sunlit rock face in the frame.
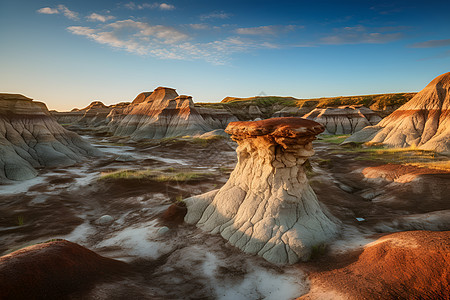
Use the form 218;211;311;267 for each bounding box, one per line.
185;117;340;264
0;94;101;181
112;87;236;140
303;105;381;135
344;72;450;154
299;230;450;299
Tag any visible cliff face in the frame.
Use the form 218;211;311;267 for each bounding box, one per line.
0;94;101;181
344;72;450;154
111;87;237;140
185;117;340;264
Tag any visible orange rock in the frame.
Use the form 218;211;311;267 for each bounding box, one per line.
300;230;450;299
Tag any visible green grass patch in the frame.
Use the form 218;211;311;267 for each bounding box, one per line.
333;145;449;167
99;168;212;182
319;134;351;144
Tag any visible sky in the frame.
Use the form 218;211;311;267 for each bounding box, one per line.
0;0;449;111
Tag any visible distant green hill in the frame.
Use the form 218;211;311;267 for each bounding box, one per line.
197;93;417;120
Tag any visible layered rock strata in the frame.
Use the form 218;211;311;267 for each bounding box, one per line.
303;105;381;134
185;117;340;264
344;72;450;153
0;94;101;181
113;87;237;140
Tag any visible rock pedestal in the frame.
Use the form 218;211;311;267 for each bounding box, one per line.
185;117;340;264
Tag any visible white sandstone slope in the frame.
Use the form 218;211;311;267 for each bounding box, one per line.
184;117;340;264
0;94;101;181
344;72;450;153
303;105;381;134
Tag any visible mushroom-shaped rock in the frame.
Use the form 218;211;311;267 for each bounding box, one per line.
185;117;340;264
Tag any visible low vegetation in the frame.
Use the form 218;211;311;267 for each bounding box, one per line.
333;145;450;170
198;93;416;111
318;134;351;144
99;168;213;182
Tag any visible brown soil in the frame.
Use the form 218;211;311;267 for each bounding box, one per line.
0;240;129;300
299;230;450;300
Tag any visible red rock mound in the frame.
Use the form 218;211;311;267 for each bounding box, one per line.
0;240;129;299
300;230;450;299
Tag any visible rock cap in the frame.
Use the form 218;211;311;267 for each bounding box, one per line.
225;117;324;139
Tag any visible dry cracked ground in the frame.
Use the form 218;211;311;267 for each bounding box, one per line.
0;133;449;299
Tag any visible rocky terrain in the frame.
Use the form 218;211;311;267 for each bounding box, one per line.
0;119;448;298
185;118;339;264
112;87;236;140
54;87;238;140
52;91;416;140
345;72;450;154
1;74;449;299
200;92;416;120
0;94;101;182
302;105;381;134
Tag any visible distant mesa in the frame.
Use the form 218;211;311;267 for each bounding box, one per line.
0;93;101;181
300;230;450;299
0;240;128;299
303;105;381;135
344;72;450;154
184;117;340;264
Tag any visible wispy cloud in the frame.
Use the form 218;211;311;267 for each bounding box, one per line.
67;19;275;64
236;25;299;36
124;2;175;10
37;7;59;14
87;13;115;22
321;25;403;44
37;5;78;20
189;24;209;30
410;39;450;48
159;3;175;10
200;11;231;21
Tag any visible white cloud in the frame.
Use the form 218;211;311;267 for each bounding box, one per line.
37;5;78;20
37;7;59;14
124;2;175;10
87;13;115;22
236;25;298;36
57;5;78;20
200;11;231;21
189;24;209;30
321;25;403;44
67;19;275;65
159;3;175;10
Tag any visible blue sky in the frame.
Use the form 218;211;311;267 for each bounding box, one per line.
1;0;449;111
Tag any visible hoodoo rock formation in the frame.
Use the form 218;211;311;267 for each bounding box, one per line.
303;106;381;134
0;94;101;181
112;87;237;140
185;117;340;264
0;240;129;299
344;72;450;153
